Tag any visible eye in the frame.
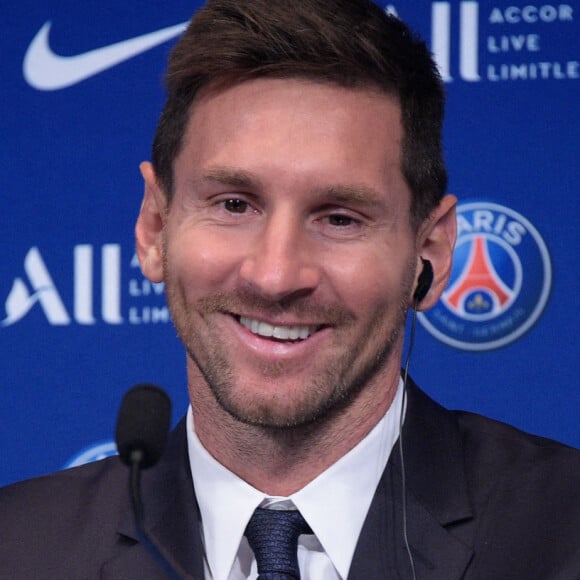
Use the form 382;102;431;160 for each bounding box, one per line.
327;214;356;227
314;209;367;240
223;198;249;213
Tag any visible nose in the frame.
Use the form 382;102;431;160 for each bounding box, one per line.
238;211;321;302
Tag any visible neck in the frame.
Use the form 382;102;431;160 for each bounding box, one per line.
188;360;401;496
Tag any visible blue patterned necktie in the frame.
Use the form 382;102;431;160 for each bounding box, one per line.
244;507;313;579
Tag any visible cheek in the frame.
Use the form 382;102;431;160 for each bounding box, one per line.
325;247;411;314
166;227;244;289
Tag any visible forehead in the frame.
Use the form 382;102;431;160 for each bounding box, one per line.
183;77;402;149
174;78;407;204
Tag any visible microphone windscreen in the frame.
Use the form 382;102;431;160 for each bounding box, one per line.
115;384;172;469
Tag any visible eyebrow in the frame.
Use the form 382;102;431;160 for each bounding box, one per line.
187;167;259;190
317;184;387;209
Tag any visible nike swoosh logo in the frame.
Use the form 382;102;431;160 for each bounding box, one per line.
23;20;189;91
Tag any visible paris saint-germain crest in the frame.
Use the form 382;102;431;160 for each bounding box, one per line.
419;200;552;351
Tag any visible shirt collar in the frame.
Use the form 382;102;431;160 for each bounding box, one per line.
187;410;264;580
187;378;403;580
290;379;403;577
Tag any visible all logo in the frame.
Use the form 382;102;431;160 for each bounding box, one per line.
1;245;169;327
419;200;552;350
1;245;122;326
388;1;578;83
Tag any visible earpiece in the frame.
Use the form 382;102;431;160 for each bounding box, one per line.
413;257;433;304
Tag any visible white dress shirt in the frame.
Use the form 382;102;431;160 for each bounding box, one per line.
186;379;404;580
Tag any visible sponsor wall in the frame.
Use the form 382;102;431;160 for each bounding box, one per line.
1;0;578;486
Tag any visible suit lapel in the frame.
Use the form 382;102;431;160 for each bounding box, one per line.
101;381;474;579
101;419;206;579
349;380;474;580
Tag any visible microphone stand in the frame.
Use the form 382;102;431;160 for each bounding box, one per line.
128;449;182;580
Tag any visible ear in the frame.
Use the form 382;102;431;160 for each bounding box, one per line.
135;162;167;283
411;194;457;310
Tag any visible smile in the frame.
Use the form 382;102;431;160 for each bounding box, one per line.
238;316;320;341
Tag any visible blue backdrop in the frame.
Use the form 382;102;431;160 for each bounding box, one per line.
1;0;579;486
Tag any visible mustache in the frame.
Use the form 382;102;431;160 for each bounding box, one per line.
197;290;355;325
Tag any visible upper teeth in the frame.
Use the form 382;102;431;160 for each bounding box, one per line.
239;316;317;340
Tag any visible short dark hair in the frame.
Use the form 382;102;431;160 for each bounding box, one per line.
152;0;447;227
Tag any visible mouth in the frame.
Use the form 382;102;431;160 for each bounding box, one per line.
237;315;322;342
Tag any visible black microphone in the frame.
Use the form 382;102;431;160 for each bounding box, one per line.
116;383;171;469
115;384;182;579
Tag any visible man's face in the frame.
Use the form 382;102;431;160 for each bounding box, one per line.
141;78;422;428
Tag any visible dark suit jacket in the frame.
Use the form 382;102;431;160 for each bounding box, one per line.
2;380;580;579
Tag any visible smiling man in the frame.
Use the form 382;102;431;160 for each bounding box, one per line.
2;0;580;578
137;77;452;443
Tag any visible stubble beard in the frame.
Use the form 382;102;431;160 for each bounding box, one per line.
165;275;413;431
